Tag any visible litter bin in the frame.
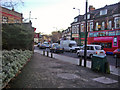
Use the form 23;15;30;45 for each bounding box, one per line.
91;54;107;73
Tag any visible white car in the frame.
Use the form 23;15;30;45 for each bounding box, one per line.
77;45;106;58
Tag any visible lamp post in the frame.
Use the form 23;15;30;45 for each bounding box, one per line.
24;11;37;22
84;0;88;67
73;7;81;45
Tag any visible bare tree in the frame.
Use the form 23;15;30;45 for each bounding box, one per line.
0;0;24;9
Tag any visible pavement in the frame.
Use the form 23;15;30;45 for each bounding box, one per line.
6;49;120;88
34;49;120;76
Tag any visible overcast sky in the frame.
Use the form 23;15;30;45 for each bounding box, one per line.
17;0;120;35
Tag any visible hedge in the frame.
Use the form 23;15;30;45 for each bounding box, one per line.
2;49;32;88
2;23;34;50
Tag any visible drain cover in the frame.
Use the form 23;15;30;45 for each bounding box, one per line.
57;73;80;80
93;77;118;84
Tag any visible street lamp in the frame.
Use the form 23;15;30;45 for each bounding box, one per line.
84;0;88;67
24;11;37;22
73;7;81;45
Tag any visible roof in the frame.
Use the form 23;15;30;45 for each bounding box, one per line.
71;2;120;25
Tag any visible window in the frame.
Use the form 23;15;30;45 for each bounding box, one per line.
114;17;120;29
90;22;93;31
101;22;105;30
94;32;98;37
81;24;84;32
99;32;105;36
108;21;112;29
84;14;90;19
76;25;79;33
95;22;98;30
109;31;115;36
100;43;105;48
116;30;120;35
100;9;107;15
2;16;8;23
106;31;109;36
113;37;117;46
87;14;90;19
72;26;75;33
89;33;93;37
95;46;101;50
74;18;78;22
108;43;112;48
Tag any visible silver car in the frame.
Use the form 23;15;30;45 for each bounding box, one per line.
77;45;106;58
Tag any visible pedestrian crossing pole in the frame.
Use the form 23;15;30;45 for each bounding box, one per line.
84;0;88;67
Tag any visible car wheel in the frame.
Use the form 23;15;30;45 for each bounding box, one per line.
70;49;73;53
114;54;117;58
89;54;93;59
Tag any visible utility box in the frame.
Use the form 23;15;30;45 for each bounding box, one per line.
91;55;108;73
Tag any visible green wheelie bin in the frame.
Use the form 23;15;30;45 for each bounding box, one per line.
91;54;110;73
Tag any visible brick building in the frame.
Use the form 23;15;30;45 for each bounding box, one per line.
0;7;23;23
71;2;120;45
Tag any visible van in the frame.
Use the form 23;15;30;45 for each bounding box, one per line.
60;40;80;52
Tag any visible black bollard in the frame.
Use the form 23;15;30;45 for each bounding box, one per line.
51;52;53;58
79;56;82;66
47;51;49;57
43;50;45;56
115;55;118;68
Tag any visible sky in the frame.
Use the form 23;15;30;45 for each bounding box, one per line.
16;0;120;35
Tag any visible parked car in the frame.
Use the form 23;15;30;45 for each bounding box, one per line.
37;42;41;47
113;48;120;58
39;43;46;49
39;42;50;49
44;42;50;48
50;43;64;53
77;45;106;59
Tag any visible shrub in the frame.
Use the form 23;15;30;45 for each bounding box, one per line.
2;49;32;88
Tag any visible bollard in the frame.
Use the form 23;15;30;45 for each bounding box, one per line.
115;55;118;68
47;51;49;57
79;56;82;66
51;52;53;58
43;50;45;56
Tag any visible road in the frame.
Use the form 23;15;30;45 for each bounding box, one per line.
35;46;120;67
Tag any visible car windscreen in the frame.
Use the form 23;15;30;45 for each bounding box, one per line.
95;46;101;50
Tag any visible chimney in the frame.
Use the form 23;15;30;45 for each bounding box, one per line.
12;7;14;11
89;5;95;12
